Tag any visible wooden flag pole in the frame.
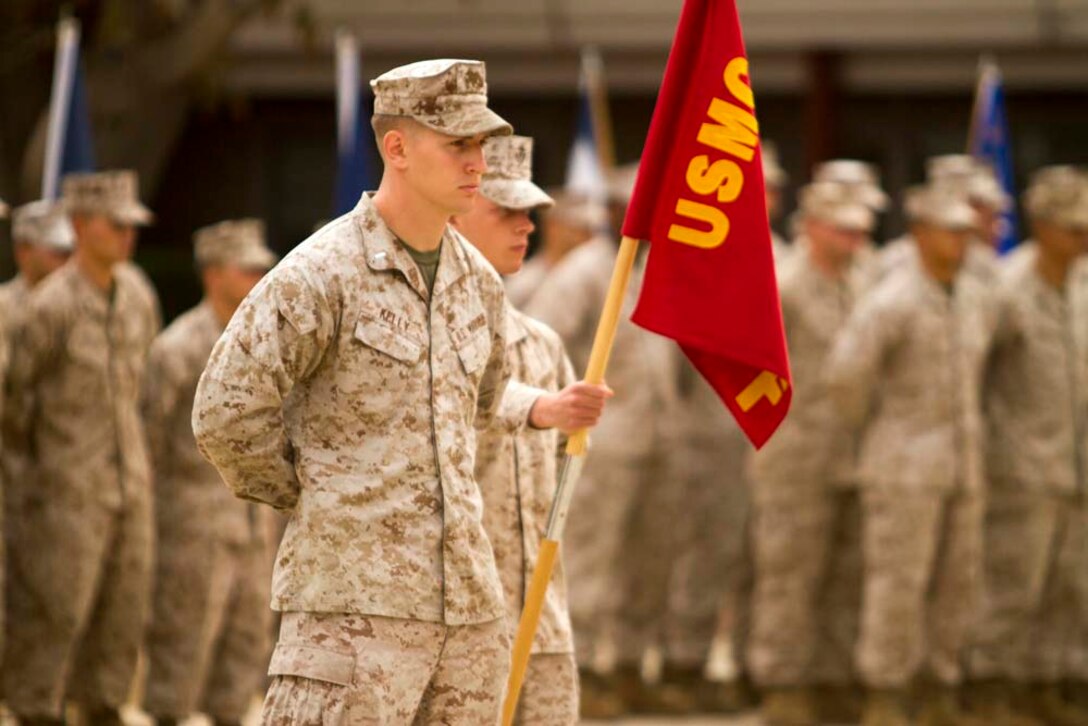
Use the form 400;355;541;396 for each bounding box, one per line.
501;235;641;725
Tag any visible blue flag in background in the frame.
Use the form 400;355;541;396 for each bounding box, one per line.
565;49;608;204
333;32;375;216
970;58;1018;254
565;88;606;202
62;55;96;175
43;16;95;199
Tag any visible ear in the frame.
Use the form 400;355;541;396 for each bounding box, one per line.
69;213;88;237
381;128;410;170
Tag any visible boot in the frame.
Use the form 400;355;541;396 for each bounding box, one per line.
861;689;912;726
962;680;1043;726
697;677;755;714
760;686;818;726
84;708;124;726
814;683;864;723
613;664;693;714
657;665;712;714
1020;683;1088;726
916;684;989;726
1063;679;1088;710
578;669;628;720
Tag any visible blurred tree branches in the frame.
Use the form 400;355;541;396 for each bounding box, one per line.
0;0;304;203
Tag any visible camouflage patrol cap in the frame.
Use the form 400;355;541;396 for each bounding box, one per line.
799;181;875;232
12;200;75;250
546;189;607;231
813;160;889;212
1025;165;1088;229
62;170;153;226
194;218;278;270
927;155;1011;211
762;142;788;188
479;135;553;211
905;184;977;230
370;59;512;138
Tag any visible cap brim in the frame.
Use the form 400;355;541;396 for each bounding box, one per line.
111;202;155;227
862;188;890;212
820;206;875;233
231;246;279;271
929;211;977;230
480;179;554;211
417;104;512;138
974;191;1012;213
1058;209;1088;231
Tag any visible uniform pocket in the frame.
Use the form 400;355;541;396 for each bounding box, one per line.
264;643;382;725
454;328;490;376
354;317;422;364
268;642;355;685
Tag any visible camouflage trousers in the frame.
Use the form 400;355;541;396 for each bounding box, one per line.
807;491;862;687
613;453;685;667
969;485;1088;682
565;453;663;671
747;485;862;688
514;653;579;725
3;495;153;718
856;488;982;689
261;612;509;725
144;534;272;721
662;432;749;668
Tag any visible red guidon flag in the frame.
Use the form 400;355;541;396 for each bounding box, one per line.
624;0;791;448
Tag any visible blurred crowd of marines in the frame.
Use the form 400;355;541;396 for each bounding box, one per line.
0;56;1084;726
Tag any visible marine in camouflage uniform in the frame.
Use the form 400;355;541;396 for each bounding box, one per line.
0;202;73;664
525;163;681;717
877;155;1010;285
193;59;516;725
2;171;158;726
826;186;998;726
747;182;874;726
789;160;891;722
655;364;749;712
452;134;611;725
967;167;1088;726
142;219;279;726
0;200;74;319
810;160;890;290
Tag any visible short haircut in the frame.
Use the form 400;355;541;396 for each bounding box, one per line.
371;115;420;158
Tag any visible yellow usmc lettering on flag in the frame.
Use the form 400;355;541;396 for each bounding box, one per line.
736;370;789;411
667;57;759;250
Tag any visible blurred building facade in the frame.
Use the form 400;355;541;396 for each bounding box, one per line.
3;0;1088;321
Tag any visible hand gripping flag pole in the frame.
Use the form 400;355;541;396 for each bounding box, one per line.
501;235;640;725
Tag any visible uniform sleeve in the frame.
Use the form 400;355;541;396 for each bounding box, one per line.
495;380;545;434
554;347;579;462
141;340;182;481
192;267;335;511
824;294;898;428
4;294;65;456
